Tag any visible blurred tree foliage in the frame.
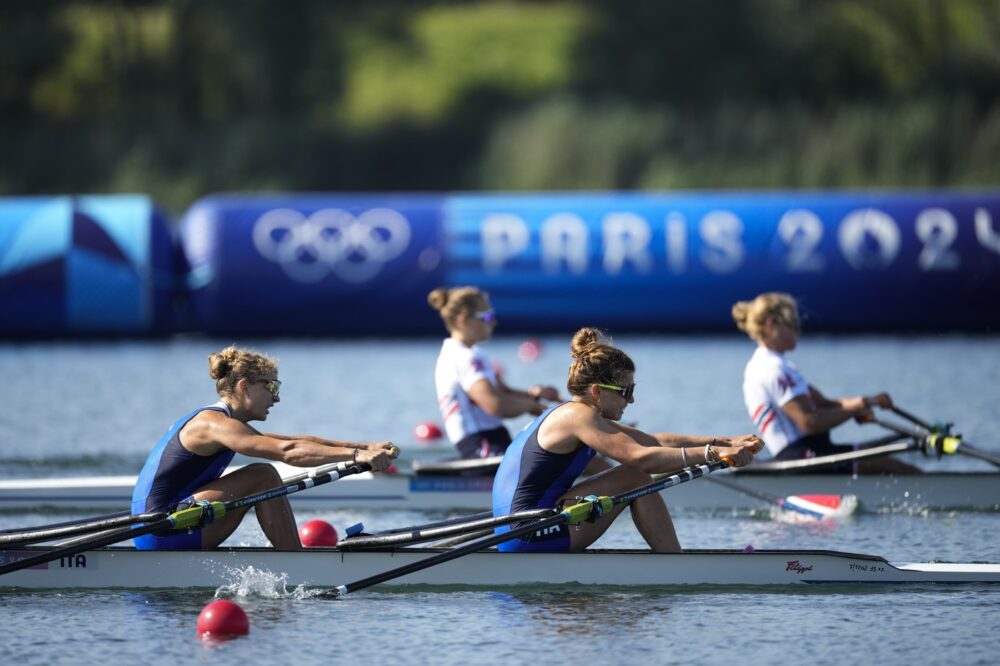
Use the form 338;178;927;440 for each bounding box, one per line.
1;0;998;215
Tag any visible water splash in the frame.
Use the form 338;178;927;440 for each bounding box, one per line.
213;566;315;599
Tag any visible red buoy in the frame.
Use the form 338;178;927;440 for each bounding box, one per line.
414;421;443;442
197;599;249;639
299;519;338;547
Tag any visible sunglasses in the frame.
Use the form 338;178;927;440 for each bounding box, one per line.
474;309;496;324
258;379;281;398
596;382;635;400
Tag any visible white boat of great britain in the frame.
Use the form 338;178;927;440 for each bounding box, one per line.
2;547;998;590
1;468;998;512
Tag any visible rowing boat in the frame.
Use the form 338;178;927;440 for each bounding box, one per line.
2;467;998;512
2;546;998;589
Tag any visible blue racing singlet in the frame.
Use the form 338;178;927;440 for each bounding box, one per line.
492;404;596;552
131;404;235;550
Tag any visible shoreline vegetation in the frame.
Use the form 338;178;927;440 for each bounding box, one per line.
2;2;998;216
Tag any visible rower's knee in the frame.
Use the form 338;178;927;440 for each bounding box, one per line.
243;462;282;486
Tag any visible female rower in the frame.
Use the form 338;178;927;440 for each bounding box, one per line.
428;286;561;459
492;328;762;553
131;346;397;551
732;292;919;473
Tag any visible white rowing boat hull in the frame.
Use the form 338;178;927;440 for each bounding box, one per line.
1;470;998;511
2;547;998;589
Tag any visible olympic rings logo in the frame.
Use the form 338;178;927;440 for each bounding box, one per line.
252;208;412;283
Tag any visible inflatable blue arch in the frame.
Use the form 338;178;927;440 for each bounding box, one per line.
3;190;999;336
0;195;174;336
175;190;1000;335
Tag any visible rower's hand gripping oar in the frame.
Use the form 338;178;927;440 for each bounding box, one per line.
326;458;734;598
0;461;372;577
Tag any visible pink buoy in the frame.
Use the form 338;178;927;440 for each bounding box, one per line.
743;545;755;553
197;599;249;639
299;519;338;547
517;338;542;363
414;421;443;442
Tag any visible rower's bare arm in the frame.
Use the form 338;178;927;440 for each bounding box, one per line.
570;414;689;473
189;416;394;470
783;394;863;434
612;422;761;468
468;377;544;418
262;433;396;454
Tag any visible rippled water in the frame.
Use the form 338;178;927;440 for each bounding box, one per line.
2;335;999;665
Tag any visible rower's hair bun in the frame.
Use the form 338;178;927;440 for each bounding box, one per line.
566;327;634;398
427;287;450;311
427;285;489;332
570;327;609;359
732;301;751;332
208;346;241;380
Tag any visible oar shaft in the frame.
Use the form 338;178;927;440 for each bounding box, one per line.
743;441;916;473
356;511;495;538
340;508;555;550
873;417;1000;468
334;510;575;595
956;444;1000;468
1;460;365;547
0;461;370;578
704;475;782;504
0;510;130;536
0;518;173;576
0;511;166;548
891;406;934;431
870;418;921;439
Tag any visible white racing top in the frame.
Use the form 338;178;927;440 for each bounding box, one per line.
434;338;503;444
742;346;810;456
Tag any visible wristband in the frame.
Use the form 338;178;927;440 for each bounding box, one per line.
680;447;689;467
352;448;358;465
704;443;715;464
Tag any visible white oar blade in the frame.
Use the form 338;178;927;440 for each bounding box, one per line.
780;494;859;520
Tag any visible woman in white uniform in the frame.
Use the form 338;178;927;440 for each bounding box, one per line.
428;286;560;459
732;292;919;474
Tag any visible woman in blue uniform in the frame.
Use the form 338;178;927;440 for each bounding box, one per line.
492;328;762;553
131;346;396;551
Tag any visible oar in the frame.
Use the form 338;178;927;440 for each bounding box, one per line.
889;406;935;431
0;510;167;548
0;510;130;535
743;439;915;473
0;459;366;548
703;475;857;520
878;411;1000;469
325;458;733;597
340;508;556;550
345;511;495;538
0;461;371;577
